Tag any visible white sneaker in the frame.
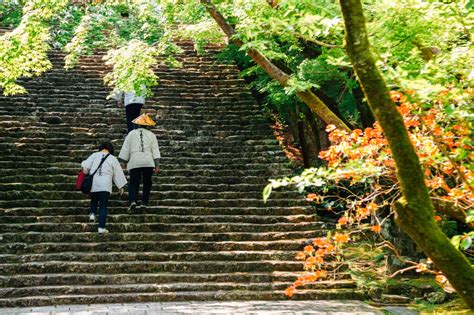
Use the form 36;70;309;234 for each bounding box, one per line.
89;213;96;222
98;228;109;234
128;202;137;214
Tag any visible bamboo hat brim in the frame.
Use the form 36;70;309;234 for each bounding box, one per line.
132;113;156;126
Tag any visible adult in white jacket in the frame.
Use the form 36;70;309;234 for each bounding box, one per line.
111;85;146;133
119;113;161;212
82;142;127;233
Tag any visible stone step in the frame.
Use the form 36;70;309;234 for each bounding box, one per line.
0;272;352;288
0;240;312;254
0;221;321;233
0;260;346;275
0;167;288;178
1;175;274;185
0;151;284;162
0;230;322;244
0;121;271;131
0;198;309;208
0;192;297;203
0;214;318;224
0;250;304;264
0;288;364;307
1;206;314;217
0;281;357;299
0;131;272;142
0;154;288;165
0;143;284;154
0;182;287;192
7;85;249;95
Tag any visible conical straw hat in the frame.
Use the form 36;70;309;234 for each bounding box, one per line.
132;113;156;126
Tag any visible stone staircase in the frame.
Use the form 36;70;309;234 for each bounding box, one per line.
0;42;361;307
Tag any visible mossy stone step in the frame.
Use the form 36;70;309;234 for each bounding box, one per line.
0;289;365;307
0;272;353;288
0;240;311;254
0;231;322;246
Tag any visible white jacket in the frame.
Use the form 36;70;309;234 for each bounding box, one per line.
119;128;161;170
111;86;145;106
81;152;127;193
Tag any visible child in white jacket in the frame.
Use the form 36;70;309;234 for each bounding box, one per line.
82;142;127;233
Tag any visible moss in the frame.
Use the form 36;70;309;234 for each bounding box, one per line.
414;297;471;314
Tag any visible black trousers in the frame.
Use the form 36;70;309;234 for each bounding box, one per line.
125;103;143;133
89;191;110;228
129;167;154;204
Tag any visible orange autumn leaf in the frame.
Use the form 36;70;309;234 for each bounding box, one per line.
295;251;306;260
325;244;335;253
371;225;382;233
338;217;349;225
306;256;324;266
366;202;378;212
303;245;314;255
284;285;295;297
313;237;328;247
315;248;326;256
294;279;304;287
306;193;318;202
315;270;328;278
334;233;350;244
302;273;317;282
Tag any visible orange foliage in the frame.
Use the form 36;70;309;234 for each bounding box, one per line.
285;89;473;297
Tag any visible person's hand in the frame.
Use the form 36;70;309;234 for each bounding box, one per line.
118;188;124;196
154;167;161;174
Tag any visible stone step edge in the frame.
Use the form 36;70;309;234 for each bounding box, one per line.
0;288;365;306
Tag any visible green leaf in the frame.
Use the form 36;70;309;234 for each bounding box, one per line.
460;236;472;250
466;210;474;224
451;235;462;248
262;183;272;204
467;0;474;10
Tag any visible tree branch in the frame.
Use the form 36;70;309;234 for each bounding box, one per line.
200;0;351;132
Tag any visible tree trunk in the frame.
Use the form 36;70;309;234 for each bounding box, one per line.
339;0;474;308
301;103;322;163
296;104;310;168
200;0;350;132
352;84;375;128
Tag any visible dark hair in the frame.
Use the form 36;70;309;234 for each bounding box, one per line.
98;141;114;155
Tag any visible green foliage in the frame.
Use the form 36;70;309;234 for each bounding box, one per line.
368;1;474;100
0;0;24;27
103;39;159;98
49;5;84;49
0;0;68;95
65;1;183;96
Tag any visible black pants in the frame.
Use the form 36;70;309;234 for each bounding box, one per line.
129;167;154;204
89;192;110;228
125;103;143;133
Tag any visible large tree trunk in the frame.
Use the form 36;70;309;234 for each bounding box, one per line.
339;0;474;308
200;0;350;132
296;104;310;168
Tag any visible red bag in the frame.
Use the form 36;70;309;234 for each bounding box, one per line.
75;170;86;191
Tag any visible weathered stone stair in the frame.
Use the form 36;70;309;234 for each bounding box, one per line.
0;41;361;307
